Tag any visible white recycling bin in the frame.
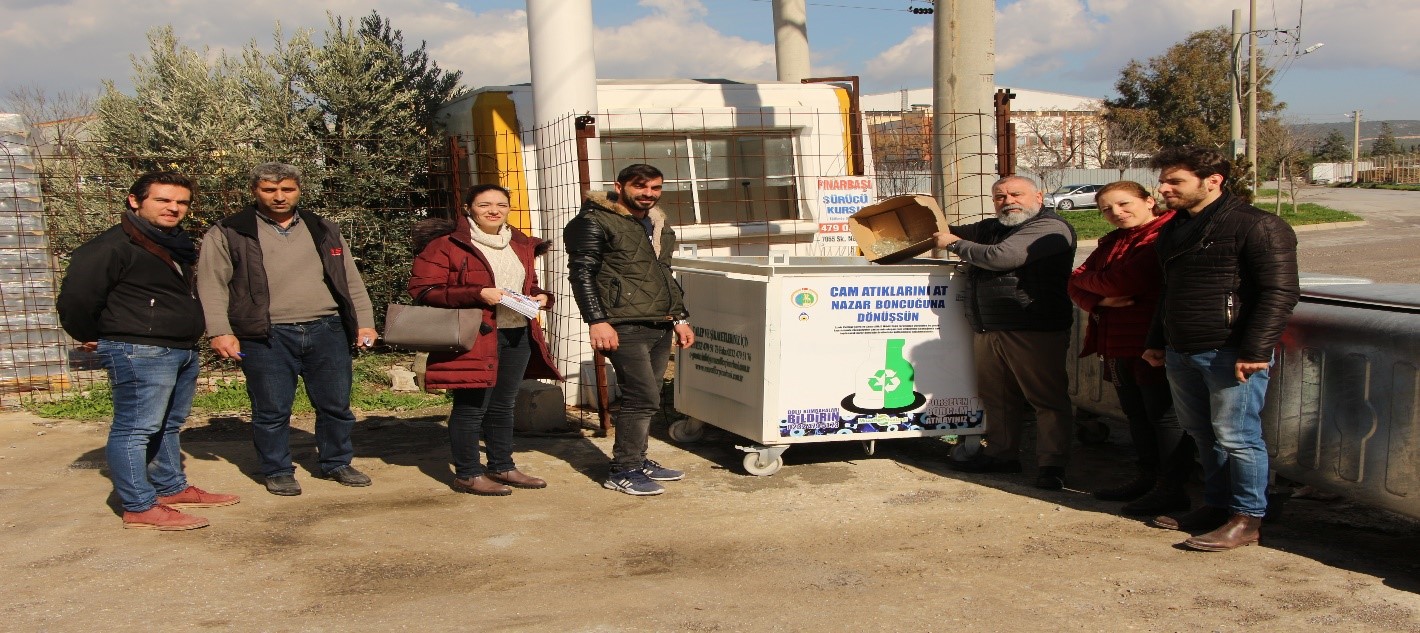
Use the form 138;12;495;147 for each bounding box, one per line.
670;254;983;475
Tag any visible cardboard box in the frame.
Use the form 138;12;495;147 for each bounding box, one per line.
847;195;949;264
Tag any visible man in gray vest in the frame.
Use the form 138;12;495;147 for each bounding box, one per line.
197;163;378;496
933;175;1078;490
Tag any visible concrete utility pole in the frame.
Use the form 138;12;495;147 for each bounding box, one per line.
932;0;995;224
1247;0;1259;191
526;0;600;404
1350;110;1363;184
1230;9;1243;159
772;0;811;82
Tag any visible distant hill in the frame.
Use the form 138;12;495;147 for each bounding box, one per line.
1287;120;1420;151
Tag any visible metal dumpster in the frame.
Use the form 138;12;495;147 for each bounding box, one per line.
670;254;982;475
1265;284;1420;520
1070;273;1374;424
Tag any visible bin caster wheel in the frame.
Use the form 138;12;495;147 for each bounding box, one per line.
668;418;704;443
742;453;784;476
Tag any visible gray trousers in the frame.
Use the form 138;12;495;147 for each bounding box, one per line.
973;329;1074;468
603;322;674;472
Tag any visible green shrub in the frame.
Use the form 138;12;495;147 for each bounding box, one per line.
29;352;447;420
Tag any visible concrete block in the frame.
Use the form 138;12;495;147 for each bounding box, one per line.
515;380;569;433
387;366;418;392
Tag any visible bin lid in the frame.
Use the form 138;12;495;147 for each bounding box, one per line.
1298;272;1372;287
1301;283;1420;313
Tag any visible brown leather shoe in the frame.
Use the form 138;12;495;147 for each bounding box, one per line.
1150;505;1230;531
1183;514;1262;551
487;469;547;489
452;475;511;496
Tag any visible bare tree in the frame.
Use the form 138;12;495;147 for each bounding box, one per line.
1013;112;1107;192
2;84;96;156
866;111;933;197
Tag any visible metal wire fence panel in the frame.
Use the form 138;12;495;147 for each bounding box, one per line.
5;107;1005;423
0;116;71;404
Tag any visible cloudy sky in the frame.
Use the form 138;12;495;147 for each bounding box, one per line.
1;0;1413;123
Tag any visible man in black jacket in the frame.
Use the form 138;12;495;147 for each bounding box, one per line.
933;175;1078;490
565;163;695;496
196;163;378;496
1142;147;1299;551
58;171;239;530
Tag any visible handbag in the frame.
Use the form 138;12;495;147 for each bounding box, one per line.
382;287;484;353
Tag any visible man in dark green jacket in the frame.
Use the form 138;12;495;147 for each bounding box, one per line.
565;164;695;496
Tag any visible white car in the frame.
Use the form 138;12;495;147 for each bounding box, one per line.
1043;184;1104;210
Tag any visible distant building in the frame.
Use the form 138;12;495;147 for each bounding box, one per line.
860;87;1107;170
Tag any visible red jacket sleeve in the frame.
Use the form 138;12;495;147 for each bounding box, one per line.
407;239;493;309
1069;237;1162;300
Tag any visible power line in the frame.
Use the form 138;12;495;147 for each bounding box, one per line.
740;0;920;12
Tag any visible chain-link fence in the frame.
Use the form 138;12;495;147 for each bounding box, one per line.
1;108;1005;426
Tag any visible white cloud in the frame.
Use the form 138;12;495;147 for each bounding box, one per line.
594;1;775;81
863;25;932;90
0;0;1414;121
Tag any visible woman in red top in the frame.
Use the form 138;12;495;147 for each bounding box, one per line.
1068;181;1193;515
409;184;563;496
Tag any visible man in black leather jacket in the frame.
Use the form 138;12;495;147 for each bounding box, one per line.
565;164;695;496
1142;146;1299;551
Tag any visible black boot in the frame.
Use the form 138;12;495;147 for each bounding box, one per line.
1121;480;1191;515
1092;471;1155;501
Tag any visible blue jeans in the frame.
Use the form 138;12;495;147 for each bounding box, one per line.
240;315;357;477
96;340;199;512
449;327;533;478
1165;347;1272;517
602;322;674;472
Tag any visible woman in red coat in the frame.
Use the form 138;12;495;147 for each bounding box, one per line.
1068;181;1192;515
409;184;563;496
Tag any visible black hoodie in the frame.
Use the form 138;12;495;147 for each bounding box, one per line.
57;216;205;348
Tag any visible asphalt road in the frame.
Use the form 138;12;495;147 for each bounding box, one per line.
1288;186;1420;283
1076;186;1420;284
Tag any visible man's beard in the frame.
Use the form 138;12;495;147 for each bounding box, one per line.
1163;188;1207;211
997;205;1040;227
626;197;657;211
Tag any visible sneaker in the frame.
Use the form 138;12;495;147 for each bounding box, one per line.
1034;466;1066;491
322;465;372;487
640;458;684;481
264;474;302;496
122;504;210;531
604;469;665;496
157;485;241;509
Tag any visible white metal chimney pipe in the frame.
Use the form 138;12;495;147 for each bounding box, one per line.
526;0;599;128
526;0;601;405
772;0;811;82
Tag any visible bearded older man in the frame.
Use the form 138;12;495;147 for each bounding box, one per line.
933;175;1079;489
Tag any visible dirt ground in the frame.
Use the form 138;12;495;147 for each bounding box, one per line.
4;406;1420;632
8;187;1420;631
